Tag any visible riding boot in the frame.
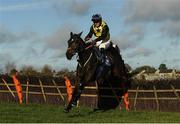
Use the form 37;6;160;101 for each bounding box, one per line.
96;49;111;84
93;46;103;62
100;48;111;65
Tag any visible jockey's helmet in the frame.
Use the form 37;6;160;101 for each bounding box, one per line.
91;14;102;23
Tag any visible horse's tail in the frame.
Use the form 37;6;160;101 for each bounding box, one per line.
109;42;120;54
108;46;132;88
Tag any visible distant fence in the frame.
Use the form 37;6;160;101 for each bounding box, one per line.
0;75;180;112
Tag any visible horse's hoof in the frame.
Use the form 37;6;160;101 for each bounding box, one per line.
71;102;77;107
93;108;101;112
63;108;69;113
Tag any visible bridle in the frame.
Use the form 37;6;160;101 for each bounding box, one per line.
69;39;94;68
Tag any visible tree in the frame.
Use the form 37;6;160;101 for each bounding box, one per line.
131;65;156;75
20;65;39;75
125;63;132;72
56;68;76;80
4;62;16;74
56;68;70;77
158;64;167;70
41;64;53;76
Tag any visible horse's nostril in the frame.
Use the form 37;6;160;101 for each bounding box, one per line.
66;52;72;60
66;48;74;60
67;47;71;51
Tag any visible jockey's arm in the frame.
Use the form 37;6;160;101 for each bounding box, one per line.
94;25;109;42
85;26;93;41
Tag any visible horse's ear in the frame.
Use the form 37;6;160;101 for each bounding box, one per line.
78;31;83;37
70;32;73;37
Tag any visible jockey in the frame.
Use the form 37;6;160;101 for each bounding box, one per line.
85;14;111;84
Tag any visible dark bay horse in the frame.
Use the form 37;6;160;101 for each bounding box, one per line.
64;32;131;112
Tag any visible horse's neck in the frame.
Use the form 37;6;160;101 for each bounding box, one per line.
78;47;93;65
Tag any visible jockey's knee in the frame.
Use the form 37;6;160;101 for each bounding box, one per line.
100;48;105;53
99;44;106;50
99;40;111;50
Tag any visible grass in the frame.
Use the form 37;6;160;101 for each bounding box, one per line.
0;102;180;123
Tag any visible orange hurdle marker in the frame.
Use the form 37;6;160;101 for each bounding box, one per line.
12;70;23;105
123;92;129;111
64;76;73;102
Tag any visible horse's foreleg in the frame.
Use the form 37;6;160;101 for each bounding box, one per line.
64;82;84;113
72;82;84;105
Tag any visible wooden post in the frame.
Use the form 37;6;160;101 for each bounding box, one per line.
2;78;15;98
26;79;29;104
133;86;139;111
39;79;46;102
170;84;180;101
52;79;66;105
153;85;159;111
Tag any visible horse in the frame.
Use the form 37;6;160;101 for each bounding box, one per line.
64;32;131;112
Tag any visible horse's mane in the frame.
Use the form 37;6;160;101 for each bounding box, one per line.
78;37;91;48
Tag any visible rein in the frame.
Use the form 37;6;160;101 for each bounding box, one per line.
84;53;93;67
78;52;93;68
78;44;94;68
85;44;93;50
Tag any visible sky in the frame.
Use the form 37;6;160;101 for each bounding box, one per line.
0;0;180;72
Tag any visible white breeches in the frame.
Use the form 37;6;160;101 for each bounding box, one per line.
96;40;111;50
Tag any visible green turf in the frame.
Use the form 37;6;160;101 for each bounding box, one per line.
0;102;180;123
